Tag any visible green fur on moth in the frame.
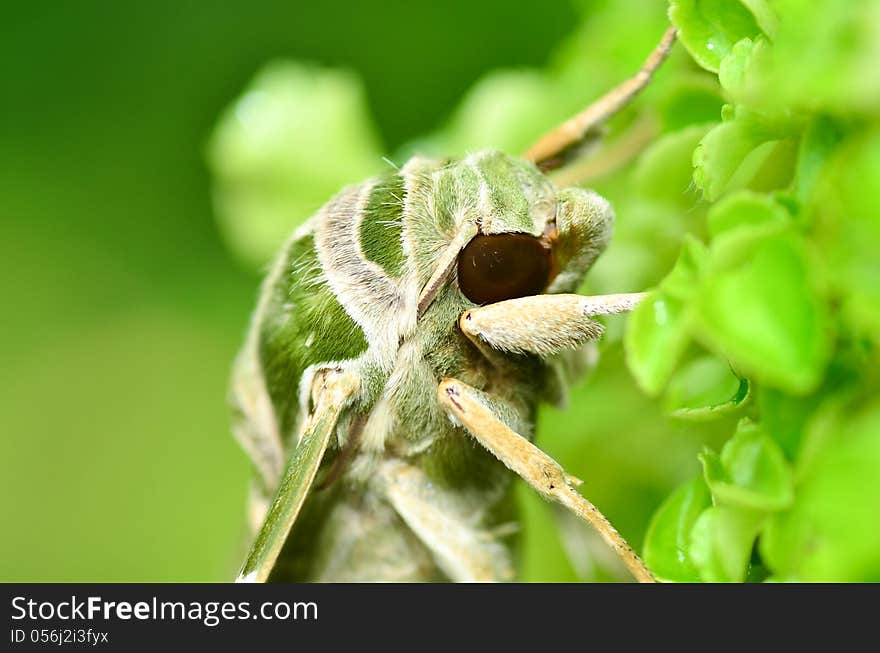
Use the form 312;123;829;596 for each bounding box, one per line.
231;148;614;580
476;151;555;236
359;173;406;278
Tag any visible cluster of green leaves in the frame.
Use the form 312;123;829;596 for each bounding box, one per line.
209;0;879;581
633;0;880;582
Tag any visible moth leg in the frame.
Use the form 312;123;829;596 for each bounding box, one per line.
237;367;360;583
437;377;655;583
380;460;515;582
460;292;646;359
523;26;677;169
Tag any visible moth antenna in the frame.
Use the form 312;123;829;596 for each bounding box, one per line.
550;112;658;187
523;26;677;171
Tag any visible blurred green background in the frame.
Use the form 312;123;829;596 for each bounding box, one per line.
4;0;879;582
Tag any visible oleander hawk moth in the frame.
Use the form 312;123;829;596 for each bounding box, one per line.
231;28;677;583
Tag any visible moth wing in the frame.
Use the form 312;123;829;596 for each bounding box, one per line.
229;342;285;493
236;367;360;583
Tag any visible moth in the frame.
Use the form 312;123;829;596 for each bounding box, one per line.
231;28;677;583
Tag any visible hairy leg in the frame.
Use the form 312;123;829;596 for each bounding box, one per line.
237;367;360;583
381;459;514;582
437;377;655;583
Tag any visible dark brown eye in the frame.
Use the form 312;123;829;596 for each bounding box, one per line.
457;233;553;305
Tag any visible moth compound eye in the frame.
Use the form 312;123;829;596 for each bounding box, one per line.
457;233;553;305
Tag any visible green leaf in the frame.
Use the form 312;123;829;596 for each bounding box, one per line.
695;228;830;393
624;291;690;396
716;36;776;114
659;235;709;301
744;0;880;115
664;356;749;420
814;128;880;333
633;124;714;206
689;505;763;582
706;190;789;238
693;108;776;201
669;0;763;73
656;75;725;132
761;401;880;581
643;478;711;582
724;136;799;198
718;37;754;99
693;105;800;202
793;115;844;205
700;419;794;511
737;0;778;38
756;387;814;461
624;236;711;396
208;62;383;267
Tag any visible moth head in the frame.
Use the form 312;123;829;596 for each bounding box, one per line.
453;151;614;306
